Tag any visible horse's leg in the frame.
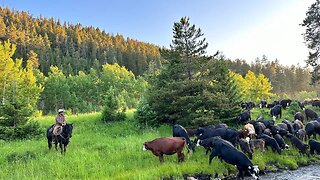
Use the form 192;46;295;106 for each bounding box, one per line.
48;139;52;150
59;142;63;154
63;144;67;154
54;138;58;151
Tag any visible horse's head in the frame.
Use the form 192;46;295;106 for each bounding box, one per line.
63;123;73;138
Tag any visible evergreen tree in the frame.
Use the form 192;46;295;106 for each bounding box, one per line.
301;0;320;84
140;17;241;127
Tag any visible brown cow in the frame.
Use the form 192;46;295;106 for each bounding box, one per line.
143;137;189;163
249;139;265;152
242;123;256;140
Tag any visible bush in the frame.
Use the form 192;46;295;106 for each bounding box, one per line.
0;102;41;140
135;99;158;127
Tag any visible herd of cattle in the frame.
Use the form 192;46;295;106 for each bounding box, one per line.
143;99;320;179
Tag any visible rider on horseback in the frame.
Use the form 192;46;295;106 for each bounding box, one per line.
53;109;66;136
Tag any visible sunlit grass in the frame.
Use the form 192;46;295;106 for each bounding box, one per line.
0;108;320;179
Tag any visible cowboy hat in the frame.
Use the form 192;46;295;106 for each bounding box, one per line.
58;109;65;113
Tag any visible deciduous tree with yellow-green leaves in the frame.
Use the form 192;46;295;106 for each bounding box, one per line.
231;70;274;102
0;40;42;140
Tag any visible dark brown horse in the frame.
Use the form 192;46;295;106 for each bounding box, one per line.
47;123;73;154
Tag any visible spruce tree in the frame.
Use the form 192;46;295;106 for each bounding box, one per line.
140;17;242;127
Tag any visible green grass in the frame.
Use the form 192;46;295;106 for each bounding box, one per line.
0;108;320;179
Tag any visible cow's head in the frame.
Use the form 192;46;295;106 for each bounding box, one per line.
248;165;260;180
143;142;149;151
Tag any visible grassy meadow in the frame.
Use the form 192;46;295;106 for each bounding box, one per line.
1;106;320;179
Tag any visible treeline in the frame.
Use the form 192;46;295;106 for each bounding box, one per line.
0;7;162;76
226;57;316;97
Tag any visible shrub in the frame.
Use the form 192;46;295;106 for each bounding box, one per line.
135;99;158;127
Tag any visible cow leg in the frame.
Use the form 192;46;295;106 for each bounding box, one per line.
313;132;317;140
177;151;184;162
209;150;218;165
158;154;164;163
237;167;244;180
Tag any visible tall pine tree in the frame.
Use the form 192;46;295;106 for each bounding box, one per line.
139;17;241;127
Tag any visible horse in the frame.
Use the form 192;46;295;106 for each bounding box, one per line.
47;123;73;154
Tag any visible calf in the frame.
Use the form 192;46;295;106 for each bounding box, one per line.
294;112;304;123
305;108;318;121
286;134;308;154
270;105;282;120
173;124;195;152
143;137;189;163
259;134;282;154
239;138;253;159
250;139;265;152
309;139;320;154
204;137;259;180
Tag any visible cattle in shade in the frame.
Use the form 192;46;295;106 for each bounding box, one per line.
201;137;259;180
273;134;289;150
282;120;294;134
143;137;189;163
173;124;196;152
305;108;318;121
311;100;320;108
309;139;320;154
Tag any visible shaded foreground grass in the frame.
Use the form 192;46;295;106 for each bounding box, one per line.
0;108;320;179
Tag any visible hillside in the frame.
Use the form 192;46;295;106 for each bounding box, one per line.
0;7;162;76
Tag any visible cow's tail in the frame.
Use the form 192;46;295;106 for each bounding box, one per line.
182;137;190;158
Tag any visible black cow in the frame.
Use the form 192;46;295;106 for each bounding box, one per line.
293;120;304;132
259;134;282;154
282;120;294;134
305;108;318;121
286;133;308;154
256;119;275;129
294;112;304;123
309;139;320;154
173;124;196;152
260;100;268;108
237;110;251;124
239;138;253;159
298;101;305;110
203;137;259;180
305;120;320;139
273;134;289;150
311;100;320;108
295;129;306;141
267;101;279;108
280;99;292;109
196;127;240;146
270;105;282;120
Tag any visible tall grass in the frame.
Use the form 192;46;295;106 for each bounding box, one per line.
0;108;320;179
